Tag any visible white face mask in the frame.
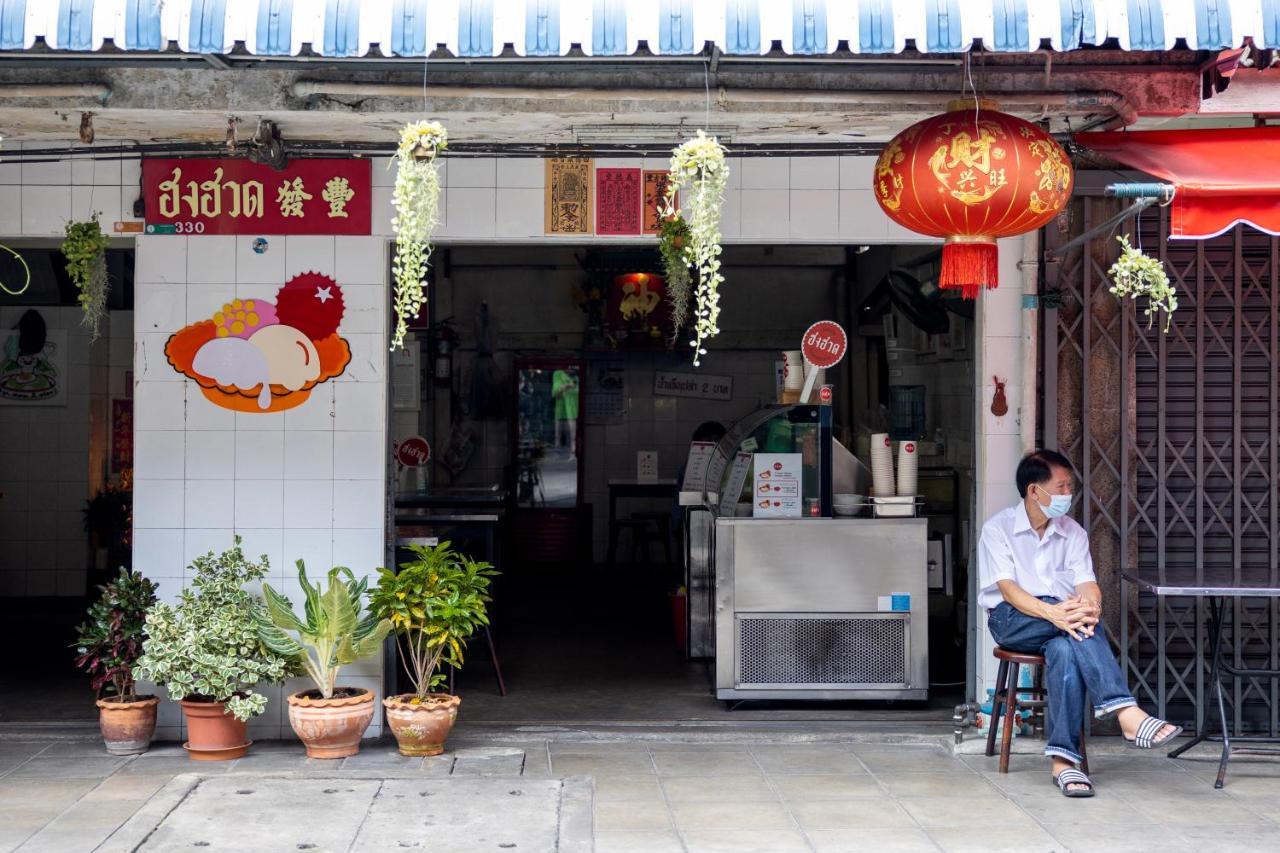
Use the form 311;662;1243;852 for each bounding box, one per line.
1036;485;1072;518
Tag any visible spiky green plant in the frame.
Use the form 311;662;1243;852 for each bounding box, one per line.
253;562;391;699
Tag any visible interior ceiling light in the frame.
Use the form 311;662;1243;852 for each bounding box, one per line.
246;119;287;170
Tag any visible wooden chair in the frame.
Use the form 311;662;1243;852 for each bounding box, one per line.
985;647;1089;774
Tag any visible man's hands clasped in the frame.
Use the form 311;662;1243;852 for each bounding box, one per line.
1044;596;1100;641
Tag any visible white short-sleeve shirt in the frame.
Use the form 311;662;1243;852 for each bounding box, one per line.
977;502;1097;610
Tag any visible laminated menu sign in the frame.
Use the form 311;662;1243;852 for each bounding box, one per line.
681;441;718;493
719;451;754;516
752;453;802;518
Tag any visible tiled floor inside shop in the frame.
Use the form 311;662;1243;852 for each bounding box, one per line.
2;735;1279;852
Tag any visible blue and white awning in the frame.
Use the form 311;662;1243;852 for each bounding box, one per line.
2;1;1276;58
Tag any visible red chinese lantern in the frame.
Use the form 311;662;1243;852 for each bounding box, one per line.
873;101;1073;298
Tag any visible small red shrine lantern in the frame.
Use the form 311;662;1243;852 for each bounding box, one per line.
874;101;1073;298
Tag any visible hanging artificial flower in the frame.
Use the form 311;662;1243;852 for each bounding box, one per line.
662;131;729;366
390;120;447;351
1108;235;1178;332
62;212;111;342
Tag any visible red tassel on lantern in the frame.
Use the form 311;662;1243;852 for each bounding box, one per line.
940;238;999;300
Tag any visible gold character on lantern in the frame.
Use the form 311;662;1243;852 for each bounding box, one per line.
875;139;906;211
322;177;355;218
620;276;661;320
276;177;312;218
929;124;1008;206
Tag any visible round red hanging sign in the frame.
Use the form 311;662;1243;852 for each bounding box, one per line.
802;321;848;369
396;436;431;468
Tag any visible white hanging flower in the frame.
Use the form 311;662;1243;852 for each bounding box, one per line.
1108;235;1178;332
389;121;447;351
661;130;728;366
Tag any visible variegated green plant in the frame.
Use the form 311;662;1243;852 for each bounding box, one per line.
253;562;391;699
134;538;293;721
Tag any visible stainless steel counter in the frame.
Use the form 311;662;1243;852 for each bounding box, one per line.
714;517;929;701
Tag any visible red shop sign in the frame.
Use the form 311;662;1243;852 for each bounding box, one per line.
396;436;432;468
142;158;372;236
801;320;848;369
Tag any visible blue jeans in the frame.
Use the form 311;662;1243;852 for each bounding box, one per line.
988;597;1137;765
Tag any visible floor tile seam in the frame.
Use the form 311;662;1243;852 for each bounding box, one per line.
643;745;689;853
848;751;947;852
0;741;59;782
12;752;140;851
341;778;384;853
745;745;825;853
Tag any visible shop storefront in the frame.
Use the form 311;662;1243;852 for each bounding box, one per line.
0;0;1267;742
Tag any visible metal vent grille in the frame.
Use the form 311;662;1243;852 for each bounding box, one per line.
737;617;907;686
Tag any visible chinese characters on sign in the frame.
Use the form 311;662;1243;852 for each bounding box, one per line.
596;168;642;235
545;158;594;234
142;158;372;235
642;170;674;234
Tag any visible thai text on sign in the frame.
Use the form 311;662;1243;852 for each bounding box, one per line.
801;320;848;368
142;158;372;235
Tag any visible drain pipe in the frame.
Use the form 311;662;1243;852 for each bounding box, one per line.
1018;231;1040;454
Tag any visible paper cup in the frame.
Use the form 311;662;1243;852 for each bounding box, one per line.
897;439;919;497
782;350;804;389
871;432;895;497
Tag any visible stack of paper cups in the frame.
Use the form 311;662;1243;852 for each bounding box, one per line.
870;433;895;497
782;351;804;390
897;439;919;497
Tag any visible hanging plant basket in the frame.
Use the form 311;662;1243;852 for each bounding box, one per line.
1108;235;1178;332
62;213;111;342
657;214;693;341
662;130;729;366
390;120;447;352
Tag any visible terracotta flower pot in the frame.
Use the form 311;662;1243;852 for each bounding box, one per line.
180;699;251;761
286;687;376;759
383;693;461;757
96;695;159;755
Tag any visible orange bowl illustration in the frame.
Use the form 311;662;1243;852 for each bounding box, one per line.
165;321;351;414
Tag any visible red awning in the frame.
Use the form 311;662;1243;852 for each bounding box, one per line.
1074;127;1280;240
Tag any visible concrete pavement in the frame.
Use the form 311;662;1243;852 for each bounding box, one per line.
1;735;1278;852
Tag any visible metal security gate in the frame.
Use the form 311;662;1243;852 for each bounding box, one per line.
1047;198;1280;735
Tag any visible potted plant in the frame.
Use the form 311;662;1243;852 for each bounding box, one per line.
73;567;159;755
369;542;496;756
253;562;391;758
134;538;294;761
1109;234;1178;332
62;212;111;342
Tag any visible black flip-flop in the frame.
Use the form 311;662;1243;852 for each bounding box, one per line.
1051;767;1095;798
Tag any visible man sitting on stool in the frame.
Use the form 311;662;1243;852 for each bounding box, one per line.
978;450;1182;797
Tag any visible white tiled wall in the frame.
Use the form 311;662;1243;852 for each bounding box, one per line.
0;143;910;247
132;234;390;741
0;307;128;597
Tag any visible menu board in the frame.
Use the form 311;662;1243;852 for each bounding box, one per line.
752;453;803;518
719;451;754;515
680;441;718;493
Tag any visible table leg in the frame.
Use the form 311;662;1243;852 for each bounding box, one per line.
1208;597;1232;789
1167;596;1227;761
606;490;618;569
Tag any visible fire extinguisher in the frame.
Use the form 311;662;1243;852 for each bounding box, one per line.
431;319;457;388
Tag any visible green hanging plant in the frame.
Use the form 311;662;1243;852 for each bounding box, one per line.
62;213;111;341
662;131;729;366
1108;235;1178;333
390;120;447;352
657;214;693;342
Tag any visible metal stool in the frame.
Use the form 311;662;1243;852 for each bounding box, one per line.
606;514;672;569
985;647;1089;774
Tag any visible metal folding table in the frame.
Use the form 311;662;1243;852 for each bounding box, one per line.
1124;575;1280;788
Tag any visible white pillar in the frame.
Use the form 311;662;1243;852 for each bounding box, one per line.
971;237;1032;712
